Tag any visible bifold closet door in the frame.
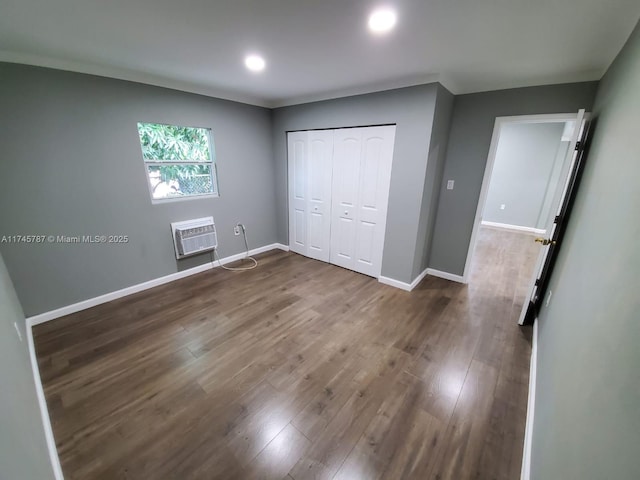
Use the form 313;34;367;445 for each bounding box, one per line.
287;130;333;262
330;125;396;277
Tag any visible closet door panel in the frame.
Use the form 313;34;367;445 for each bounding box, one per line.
293;209;306;246
360;137;383;209
335;216;356;261
288;132;308;256
354;126;396;277
291;126;395;279
307;130;334;262
330;129;363;270
356;220;376;267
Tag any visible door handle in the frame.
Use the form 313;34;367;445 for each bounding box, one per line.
534;237;556;246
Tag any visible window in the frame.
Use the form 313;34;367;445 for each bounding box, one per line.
137;122;218;201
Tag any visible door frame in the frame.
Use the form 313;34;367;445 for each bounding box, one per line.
462;113;587;284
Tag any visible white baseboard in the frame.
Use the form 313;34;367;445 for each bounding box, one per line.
27;243;289;326
26;320;64;480
378;275;412;291
481;221;546;235
521;320;538;480
215;243;288;264
410;268;430;290
274;243;290;252
377;267;430;292
379;266;466;291
425;268;466;284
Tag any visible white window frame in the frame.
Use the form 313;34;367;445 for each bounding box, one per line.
137;122;219;204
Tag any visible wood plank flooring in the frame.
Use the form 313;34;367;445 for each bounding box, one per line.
34;227;536;479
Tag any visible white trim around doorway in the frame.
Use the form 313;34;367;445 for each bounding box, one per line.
461;113;581;284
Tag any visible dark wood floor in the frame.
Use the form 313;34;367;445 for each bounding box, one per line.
35;227;536;480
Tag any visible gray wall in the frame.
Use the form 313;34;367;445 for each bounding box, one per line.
271;84;440;284
483;122;565;229
0;253;55;479
413;84;454;278
0;63;277;316
531;20;640;480
429;81;599;276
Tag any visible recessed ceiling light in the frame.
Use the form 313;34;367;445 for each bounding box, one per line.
368;7;397;34
244;54;266;72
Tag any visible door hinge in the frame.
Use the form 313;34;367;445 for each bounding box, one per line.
554;215;561;224
534;279;540;286
575;141;582;151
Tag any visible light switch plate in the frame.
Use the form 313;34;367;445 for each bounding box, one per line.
447;180;454;190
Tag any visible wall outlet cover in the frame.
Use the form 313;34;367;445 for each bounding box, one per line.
234;226;241;236
447;180;455;190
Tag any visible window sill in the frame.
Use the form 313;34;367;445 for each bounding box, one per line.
151;193;219;205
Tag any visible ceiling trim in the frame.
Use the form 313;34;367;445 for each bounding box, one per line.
1;50;448;109
268;73;444;108
444;70;604;97
0;50;605;110
0;50;271;108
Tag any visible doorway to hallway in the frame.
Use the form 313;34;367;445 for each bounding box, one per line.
466;111;589;324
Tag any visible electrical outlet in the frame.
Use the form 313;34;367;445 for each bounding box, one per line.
545;290;553;307
234;225;241;236
14;321;23;342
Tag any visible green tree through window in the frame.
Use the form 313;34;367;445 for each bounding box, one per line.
137;122;218;200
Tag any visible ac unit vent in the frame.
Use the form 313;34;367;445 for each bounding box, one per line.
170;217;217;259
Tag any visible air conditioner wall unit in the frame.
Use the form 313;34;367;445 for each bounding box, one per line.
170;217;217;259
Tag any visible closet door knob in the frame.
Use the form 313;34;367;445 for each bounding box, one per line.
345;211;349;215
314;206;318;210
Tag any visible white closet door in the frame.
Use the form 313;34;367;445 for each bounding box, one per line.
290;126;395;278
330;126;395;277
306;130;334;262
354;125;395;277
330;128;363;271
288;131;308;256
288;130;334;261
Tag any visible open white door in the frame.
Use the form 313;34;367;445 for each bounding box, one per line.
517;109;588;325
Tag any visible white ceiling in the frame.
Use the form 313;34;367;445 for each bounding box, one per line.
1;0;638;107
